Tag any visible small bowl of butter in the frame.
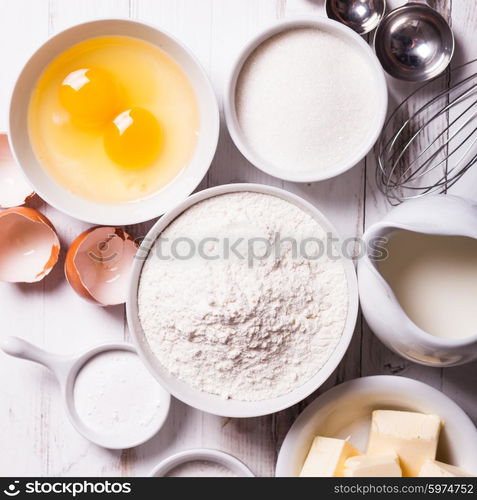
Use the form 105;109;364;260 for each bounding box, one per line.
276;376;477;477
9;19;219;225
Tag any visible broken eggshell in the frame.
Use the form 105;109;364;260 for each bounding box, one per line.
0;207;60;283
0;133;34;208
65;227;138;306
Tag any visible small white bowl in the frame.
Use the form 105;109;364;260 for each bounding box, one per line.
276;375;477;477
224;18;388;183
9;19;219;225
149;449;255;477
127;183;359;418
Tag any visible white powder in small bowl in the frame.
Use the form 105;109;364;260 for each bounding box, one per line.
236;27;380;175
165;460;237;477
73;350;166;443
138;192;349;401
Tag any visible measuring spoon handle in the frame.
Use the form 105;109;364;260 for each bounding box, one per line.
1;336;69;383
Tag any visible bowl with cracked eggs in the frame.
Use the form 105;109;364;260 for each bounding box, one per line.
9;19;219;225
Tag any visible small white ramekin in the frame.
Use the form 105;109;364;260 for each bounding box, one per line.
276;375;477;477
224;18;388;183
9;19;219;225
127;183;359;418
149;449;255;477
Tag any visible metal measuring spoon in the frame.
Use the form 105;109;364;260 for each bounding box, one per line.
2;336;171;449
374;1;454;82
325;0;386;35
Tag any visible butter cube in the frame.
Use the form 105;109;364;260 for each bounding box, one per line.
344;453;402;477
300;436;361;477
367;410;441;477
419;459;473;477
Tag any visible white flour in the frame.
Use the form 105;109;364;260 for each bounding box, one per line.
138;192;348;401
236;28;379;174
165;460;237;477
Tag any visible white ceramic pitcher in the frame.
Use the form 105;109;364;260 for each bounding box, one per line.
358;195;477;367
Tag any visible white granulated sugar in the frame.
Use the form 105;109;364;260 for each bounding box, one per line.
165;460;237;478
138;192;349;401
236;28;379;174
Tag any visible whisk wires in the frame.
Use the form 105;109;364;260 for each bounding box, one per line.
376;59;477;204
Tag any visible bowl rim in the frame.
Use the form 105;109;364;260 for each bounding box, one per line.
126;182;359;418
275;375;477;476
149;448;255;477
223;17;388;183
8;18;219;225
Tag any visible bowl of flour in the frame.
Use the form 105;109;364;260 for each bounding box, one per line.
224;19;387;183
127;184;358;417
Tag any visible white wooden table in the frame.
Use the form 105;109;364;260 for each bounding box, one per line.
1;0;476;477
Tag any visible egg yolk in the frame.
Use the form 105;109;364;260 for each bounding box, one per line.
103;107;163;168
59;68;122;128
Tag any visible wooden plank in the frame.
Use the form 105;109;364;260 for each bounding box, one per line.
0;0;51;477
127;0;215;477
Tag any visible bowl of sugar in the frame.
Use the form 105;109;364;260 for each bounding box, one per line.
224;18;387;183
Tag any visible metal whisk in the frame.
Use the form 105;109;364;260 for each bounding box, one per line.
376;59;477;205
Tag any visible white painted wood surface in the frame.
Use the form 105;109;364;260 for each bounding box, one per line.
0;0;476;477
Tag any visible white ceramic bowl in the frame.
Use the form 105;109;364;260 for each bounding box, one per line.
9;19;219;225
276;375;477;477
149;449;255;477
127;183;359;418
224;18;388;183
